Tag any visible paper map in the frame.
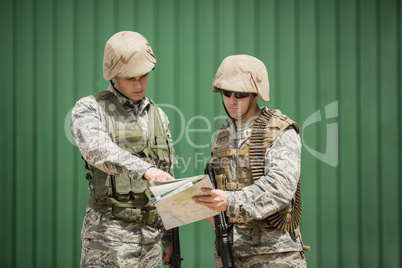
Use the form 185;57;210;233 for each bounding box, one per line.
149;174;219;230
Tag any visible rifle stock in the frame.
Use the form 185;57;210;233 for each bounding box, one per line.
169;227;183;268
205;163;234;268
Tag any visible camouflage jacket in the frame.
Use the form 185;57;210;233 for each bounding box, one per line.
215;107;303;256
71;84;174;245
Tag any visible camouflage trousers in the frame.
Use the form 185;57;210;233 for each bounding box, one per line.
214;250;307;268
80;238;162;268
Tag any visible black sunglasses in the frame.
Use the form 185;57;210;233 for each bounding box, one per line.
221;90;250;99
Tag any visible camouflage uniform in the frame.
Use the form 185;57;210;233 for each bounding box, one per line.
212;108;307;267
72;84;174;267
208;54;308;267
214;250;306;268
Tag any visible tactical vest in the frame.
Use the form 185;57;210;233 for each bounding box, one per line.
84;90;176;227
212;109;303;232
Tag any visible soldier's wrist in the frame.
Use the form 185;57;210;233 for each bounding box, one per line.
162;241;172;247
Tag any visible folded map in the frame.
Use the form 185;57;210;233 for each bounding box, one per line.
149;174;219;230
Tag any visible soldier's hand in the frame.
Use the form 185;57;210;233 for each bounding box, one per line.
192;188;227;212
205;216;216;230
144;167;175;182
162;245;173;265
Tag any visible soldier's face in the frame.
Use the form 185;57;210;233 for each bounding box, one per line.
114;73;149;103
223;92;253;120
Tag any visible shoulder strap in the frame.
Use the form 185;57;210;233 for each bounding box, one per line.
92;90;114;102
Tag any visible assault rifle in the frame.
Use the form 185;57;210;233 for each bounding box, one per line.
169;227;183;268
205;163;234;268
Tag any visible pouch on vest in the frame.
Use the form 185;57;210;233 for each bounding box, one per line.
87;90;174;225
148;104;173;165
92;168;112;200
113;175;130;202
131;178;147;193
131;179;152;208
114;122;147;154
113;207;143;222
113;176;148;204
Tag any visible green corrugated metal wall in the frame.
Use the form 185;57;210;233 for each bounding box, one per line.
0;0;400;267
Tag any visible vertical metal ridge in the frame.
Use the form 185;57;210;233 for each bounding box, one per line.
153;0;159;98
133;0;139;28
72;0;79;264
274;0;280;105
254;0;260;55
32;0;38;265
335;0;342;267
295;0;300;123
51;0;58;265
193;0;201;265
398;0;402;265
314;0;322;266
12;0;17;266
114;0;118;32
234;0;239;52
173;0;179;116
92;0;98;94
213;0;220;67
376;0;383;265
355;0;363;266
213;0;220;119
194;0;200;143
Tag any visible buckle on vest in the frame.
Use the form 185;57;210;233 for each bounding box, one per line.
227;182;243;191
226;183;236;191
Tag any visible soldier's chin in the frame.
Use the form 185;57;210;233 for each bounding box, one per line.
229;111;243;120
130;94;145;103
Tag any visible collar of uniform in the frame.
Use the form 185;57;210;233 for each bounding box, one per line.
225;107;267;128
225;118;253;140
224;107;266;144
107;83;150;113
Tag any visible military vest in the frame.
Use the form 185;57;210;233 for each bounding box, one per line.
84;90;176;227
211;109;302;231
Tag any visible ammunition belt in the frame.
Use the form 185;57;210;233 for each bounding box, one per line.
249;108;302;233
249;109;275;179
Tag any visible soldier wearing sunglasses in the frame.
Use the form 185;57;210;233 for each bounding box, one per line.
193;55;308;267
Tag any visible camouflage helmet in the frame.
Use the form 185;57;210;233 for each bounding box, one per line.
213;55;269;101
103;31;157;81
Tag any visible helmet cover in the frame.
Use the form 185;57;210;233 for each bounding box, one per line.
213;55;269;101
103;31;156;81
